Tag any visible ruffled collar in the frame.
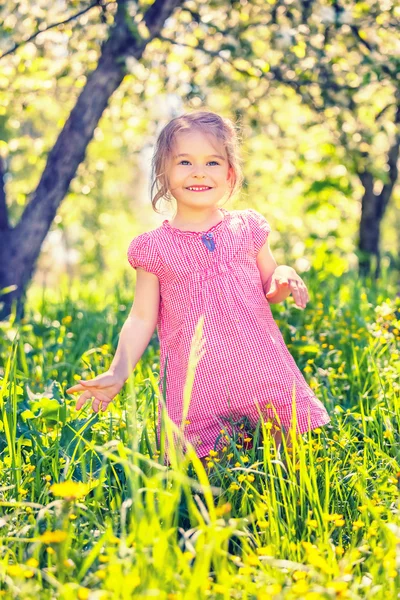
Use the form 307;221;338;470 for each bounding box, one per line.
162;208;229;237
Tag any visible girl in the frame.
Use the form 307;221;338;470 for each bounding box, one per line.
67;111;330;466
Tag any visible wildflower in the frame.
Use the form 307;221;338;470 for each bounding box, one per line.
94;570;106;580
184;419;191;425
26;558;39;568
50;481;91;500
246;474;255;483
256;520;269;529
44;475;51;482
213;584;226;594
292;570;307;580
63;559;75;568
307;519;318;528
238;474;246;482
227;453;234;460
39;530;68;544
208;450;218;457
335;546;344;556
99;555;110;563
77;589;90;600
229;483;240;491
215;503;231;517
6;564;25;578
352;519;364;530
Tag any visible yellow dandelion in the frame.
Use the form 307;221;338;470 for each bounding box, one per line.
77;589;90;600
229;482;240;491
50;480;91;500
292;570;307;581
39;530;68;544
6;564;25;578
26;558;39;568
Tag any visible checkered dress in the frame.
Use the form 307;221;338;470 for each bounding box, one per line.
127;208;330;458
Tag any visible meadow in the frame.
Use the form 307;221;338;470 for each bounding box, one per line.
0;268;399;599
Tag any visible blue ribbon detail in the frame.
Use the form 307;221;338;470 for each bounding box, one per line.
201;232;215;252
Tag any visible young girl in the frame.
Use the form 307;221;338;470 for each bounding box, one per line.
67;111;330;466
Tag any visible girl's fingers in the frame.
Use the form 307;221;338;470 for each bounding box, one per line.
75;389;112;412
76;390;94;410
67;384;85;393
289;280;305;309
90;390;112;413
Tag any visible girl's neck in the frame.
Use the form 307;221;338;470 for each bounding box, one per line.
169;207;225;232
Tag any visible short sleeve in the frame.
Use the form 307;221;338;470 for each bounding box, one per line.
246;208;271;254
127;232;163;278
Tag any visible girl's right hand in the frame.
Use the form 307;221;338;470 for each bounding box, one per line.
66;371;125;413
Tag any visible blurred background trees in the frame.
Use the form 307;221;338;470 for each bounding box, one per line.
0;0;399;319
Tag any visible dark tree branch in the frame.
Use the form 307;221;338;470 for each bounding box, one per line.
0;1;104;61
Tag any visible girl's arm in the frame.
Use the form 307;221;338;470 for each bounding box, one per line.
109;268;160;383
67;268;160;412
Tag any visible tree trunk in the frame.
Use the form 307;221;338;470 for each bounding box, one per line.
0;0;182;321
358;115;400;279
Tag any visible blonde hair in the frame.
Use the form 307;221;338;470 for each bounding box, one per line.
150;111;244;213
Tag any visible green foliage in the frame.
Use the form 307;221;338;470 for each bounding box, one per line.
0;269;399;597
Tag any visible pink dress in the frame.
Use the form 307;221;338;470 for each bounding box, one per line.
127;208;330;458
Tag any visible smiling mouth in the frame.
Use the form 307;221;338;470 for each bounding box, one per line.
186;186;213;191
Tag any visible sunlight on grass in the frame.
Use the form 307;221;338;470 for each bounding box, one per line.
0;272;399;598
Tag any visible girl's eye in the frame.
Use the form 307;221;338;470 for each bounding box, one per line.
178;160;220;166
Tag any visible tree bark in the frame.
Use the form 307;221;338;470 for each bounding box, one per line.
0;0;183;320
358;105;400;279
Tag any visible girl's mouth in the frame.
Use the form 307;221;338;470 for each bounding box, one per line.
186;186;212;192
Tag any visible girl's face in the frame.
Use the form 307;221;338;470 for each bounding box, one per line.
167;130;234;210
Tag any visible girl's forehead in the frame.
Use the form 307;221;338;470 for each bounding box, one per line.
172;130;227;157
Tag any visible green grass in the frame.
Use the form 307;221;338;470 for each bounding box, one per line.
0;268;399;599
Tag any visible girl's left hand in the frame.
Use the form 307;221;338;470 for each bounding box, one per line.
265;265;309;309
